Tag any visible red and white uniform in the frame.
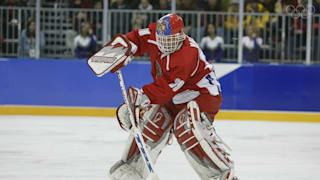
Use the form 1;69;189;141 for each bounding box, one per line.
109;16;236;180
126;23;222;119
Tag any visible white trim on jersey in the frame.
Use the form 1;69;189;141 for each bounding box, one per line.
172;90;200;104
129;41;138;54
147;39;158;46
160;53;167;59
191;58;200;77
166;55;170;71
187;36;212;73
169;78;185;92
196;71;221;96
138;28;151;36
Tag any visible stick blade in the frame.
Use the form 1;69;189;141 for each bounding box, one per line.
151;173;160;180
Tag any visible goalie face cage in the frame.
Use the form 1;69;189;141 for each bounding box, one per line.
156;32;186;54
87;34;132;77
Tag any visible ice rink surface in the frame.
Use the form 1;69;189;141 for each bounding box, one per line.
0;115;320;180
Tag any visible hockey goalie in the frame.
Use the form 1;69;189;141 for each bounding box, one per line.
89;14;238;180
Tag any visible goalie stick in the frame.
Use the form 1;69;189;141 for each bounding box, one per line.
87;34;160;180
117;70;160;180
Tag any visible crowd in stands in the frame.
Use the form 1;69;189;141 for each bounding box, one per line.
200;23;224;63
19;19;46;58
0;0;320;62
73;21;97;59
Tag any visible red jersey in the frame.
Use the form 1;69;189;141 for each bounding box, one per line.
126;23;221;105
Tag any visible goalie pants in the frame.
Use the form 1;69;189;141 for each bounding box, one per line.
110;93;235;180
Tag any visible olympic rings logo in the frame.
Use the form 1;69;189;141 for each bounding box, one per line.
286;4;315;18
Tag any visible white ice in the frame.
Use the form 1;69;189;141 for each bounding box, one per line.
0;115;320;180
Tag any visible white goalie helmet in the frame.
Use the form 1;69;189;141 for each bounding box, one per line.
156;14;186;54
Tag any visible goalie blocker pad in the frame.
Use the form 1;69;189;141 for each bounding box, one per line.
87;34;132;77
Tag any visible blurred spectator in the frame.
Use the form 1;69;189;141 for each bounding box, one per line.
272;1;283;23
224;0;239;44
131;0;153;29
121;0;140;9
154;0;171;10
177;0;199;11
92;0;103;46
242;25;263;63
69;0;93;8
201;0;226;37
110;0;130;9
138;0;153;10
270;0;289;43
69;0;94;32
260;0;278;13
178;0;200;39
18;19;45;58
244;1;270;31
65;30;77;56
201;0;224;12
42;0;58;7
110;0;131;36
69;0;82;8
175;0;183;10
1;0;22;55
314;0;320;13
200;24;224;62
279;0;306;60
1;0;25;6
81;0;93;8
131;13;148;29
2;0;22;27
94;0;103;8
74;22;97;59
0;34;4;54
150;0;170;22
74;11;88;32
225;1;239;29
312;0;320;61
23;0;36;7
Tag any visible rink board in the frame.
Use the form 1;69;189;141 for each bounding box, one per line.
1;105;320;122
1;58;320;121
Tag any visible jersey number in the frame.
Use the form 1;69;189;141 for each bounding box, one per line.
206;74;214;85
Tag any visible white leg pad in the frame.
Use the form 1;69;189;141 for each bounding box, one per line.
174;101;235;180
110;105;173;180
109;160;144;180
